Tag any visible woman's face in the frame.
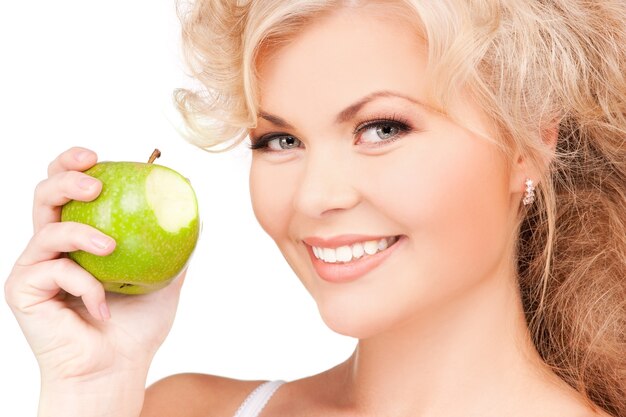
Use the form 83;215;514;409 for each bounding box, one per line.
249;7;522;338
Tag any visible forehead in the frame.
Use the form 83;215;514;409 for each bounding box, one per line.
255;7;430;121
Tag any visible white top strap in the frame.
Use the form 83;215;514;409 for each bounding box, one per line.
232;380;285;417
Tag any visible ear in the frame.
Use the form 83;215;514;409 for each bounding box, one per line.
509;123;559;195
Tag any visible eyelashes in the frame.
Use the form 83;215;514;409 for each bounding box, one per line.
248;114;415;152
352;115;412;145
248;132;296;151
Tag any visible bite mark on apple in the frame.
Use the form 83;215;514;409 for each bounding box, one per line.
145;168;198;233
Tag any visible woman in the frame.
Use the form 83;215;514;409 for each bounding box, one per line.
5;0;625;416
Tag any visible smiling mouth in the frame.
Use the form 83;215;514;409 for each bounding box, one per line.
310;235;401;264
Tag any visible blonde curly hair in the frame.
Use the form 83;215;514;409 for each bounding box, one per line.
174;0;626;415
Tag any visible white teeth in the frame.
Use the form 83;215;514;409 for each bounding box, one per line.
322;247;336;263
312;236;399;263
352;242;364;259
363;241;378;255
336;246;352;262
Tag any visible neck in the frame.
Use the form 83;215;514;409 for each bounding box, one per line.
331;264;563;416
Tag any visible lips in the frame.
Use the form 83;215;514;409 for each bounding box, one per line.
304;235;406;283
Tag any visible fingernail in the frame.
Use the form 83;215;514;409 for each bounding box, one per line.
75;150;92;162
99;302;111;321
91;234;113;250
78;177;98;190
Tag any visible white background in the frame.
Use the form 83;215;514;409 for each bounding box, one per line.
0;1;355;415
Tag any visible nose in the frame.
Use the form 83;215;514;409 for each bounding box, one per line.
293;148;360;218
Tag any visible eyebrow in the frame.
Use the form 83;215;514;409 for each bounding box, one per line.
257;90;423;128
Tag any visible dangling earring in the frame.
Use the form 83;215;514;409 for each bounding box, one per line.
523;179;536;206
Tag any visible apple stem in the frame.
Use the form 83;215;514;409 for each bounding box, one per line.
148;149;161;164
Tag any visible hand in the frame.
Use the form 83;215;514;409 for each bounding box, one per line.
4;147;185;387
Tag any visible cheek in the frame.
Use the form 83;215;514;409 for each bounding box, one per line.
249;159;295;241
365;132;511;280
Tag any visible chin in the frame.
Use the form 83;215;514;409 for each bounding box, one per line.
315;299;401;340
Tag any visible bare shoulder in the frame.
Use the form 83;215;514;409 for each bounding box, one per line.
570;406;614;417
533;385;615;417
586;407;615;417
140;373;267;417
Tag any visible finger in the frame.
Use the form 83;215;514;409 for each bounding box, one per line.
47;147;98;177
5;258;109;321
17;222;115;267
138;269;187;307
166;268;187;292
176;269;187;287
33;171;102;232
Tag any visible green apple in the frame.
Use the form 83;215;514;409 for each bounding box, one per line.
61;150;200;294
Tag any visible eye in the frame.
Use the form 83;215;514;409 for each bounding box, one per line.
249;134;302;151
362;124;400;142
355;118;411;146
268;135;301;151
